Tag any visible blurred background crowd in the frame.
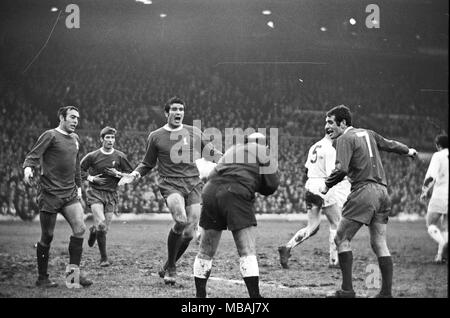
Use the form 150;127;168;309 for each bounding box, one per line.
1;45;443;220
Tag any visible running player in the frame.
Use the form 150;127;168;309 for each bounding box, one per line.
23;106;92;288
119;96;222;284
420;134;448;264
80;126;133;267
278;132;350;269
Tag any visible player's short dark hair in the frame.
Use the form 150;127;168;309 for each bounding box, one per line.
326;105;352;127
58;106;79;120
164;96;185;113
100;126;117;139
435;134;448;149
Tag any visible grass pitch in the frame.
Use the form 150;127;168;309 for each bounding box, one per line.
0;219;447;298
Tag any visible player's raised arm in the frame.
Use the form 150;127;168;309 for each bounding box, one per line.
371;130;417;157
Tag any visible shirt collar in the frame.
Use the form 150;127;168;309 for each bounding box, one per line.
163;124;184;132
55;127;69;135
343;126;354;135
100;148;114;155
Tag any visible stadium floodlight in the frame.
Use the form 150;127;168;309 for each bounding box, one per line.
262;10;272;15
320;26;327;32
267;21;274;28
50;7;58;12
349;18;356;25
160;13;167;18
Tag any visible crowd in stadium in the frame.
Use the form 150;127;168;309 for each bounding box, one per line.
0;46;444;220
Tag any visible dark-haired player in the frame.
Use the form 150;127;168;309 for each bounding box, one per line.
23;106;92;288
321;105;417;298
81;126;133;267
420;134;448;264
119;97;222;284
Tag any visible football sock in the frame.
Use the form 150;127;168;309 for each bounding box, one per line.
68;236;83;266
195;277;208;298
97;230;107;261
329;229;338;263
240;255;261;298
428;225;444;245
378;256;393;296
243;277;261;298
193;256;212;298
167;228;182;267
36;242;50;279
286;227;307;249
338;251;353;291
176;236;193;261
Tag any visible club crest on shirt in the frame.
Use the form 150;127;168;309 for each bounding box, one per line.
112;160;116;167
75;140;79;150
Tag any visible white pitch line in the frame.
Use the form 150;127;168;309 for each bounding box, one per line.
147;272;318;291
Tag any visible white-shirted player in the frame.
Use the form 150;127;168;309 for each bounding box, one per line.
278;130;350;268
420;134;448;264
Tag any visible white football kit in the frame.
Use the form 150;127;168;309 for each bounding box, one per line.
304;136;350;208
425;148;448;215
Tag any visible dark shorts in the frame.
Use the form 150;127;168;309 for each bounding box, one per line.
342;182;391;225
86;188;118;214
304;190;324;209
158;176;203;206
200;179;256;232
38;187;80;214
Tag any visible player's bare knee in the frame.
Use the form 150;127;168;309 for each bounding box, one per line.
73;223;86;237
173;220;188;234
98;222;107;232
40;233;53;246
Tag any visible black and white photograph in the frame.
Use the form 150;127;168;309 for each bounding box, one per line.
0;0;448;303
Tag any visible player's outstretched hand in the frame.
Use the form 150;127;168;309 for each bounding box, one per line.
23;167;34;186
118;171;140;186
88;174;108;185
408;148;418;159
104;168;124;179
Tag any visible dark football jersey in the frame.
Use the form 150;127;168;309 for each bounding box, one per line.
135;124;222;178
326;127;409;190
23;128;81;196
80;148;133;192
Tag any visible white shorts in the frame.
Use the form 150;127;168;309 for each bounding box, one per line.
305;178;351;208
427;196;448;215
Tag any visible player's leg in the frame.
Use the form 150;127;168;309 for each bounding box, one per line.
61;201;92;287
327;217;362;298
278;204;321;269
177;203;200;257
233;226;262;298
368;222;393;297
164;192;188;284
440;214;448;261
193;229;222;298
88;202;103;245
426;211;446;263
323;203;341;267
91;202;110;266
36;211;58;287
